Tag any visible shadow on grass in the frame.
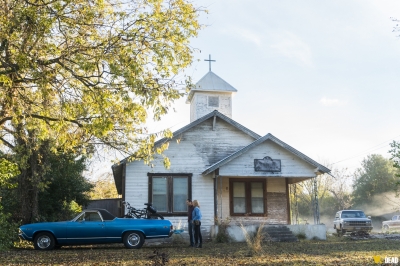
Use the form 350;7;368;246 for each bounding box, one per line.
2;237;399;265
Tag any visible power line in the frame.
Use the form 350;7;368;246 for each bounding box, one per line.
332;134;400;165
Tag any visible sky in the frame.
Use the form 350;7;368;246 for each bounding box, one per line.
143;0;400;175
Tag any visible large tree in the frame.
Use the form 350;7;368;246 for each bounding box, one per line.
0;0;201;223
352;154;399;207
37;153;93;221
326;167;353;211
88;172;118;200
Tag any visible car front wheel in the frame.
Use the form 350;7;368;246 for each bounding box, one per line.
383;225;390;233
33;232;56;250
123;231;144;249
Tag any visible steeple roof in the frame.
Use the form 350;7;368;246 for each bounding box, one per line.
186;71;237;103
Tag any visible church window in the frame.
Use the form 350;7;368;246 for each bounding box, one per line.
148;173;192;216
230;179;266;216
208;96;219;107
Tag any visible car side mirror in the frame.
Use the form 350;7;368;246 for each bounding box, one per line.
367;216;371;219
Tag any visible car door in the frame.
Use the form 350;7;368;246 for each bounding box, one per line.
66;211;106;244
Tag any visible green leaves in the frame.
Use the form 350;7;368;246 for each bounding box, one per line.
0;0;202;225
352;154;400;206
0;0;201;159
0;159;19;189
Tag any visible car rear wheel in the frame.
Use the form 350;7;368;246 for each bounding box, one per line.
123;231;144;249
33;232;56;250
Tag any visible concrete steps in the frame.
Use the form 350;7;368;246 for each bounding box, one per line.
262;225;299;242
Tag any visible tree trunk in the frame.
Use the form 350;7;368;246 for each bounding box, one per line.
15;128;50;224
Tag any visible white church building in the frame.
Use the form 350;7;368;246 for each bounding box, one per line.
112;67;331;237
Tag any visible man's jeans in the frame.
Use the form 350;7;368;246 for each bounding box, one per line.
188;221;194;246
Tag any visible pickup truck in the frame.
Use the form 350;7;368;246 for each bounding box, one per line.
333;210;373;236
382;215;400;232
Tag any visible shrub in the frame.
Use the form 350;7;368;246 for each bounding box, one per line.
214;217;232;243
296;232;307;240
0;207;19;250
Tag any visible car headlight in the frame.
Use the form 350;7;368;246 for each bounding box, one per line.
343;221;349;224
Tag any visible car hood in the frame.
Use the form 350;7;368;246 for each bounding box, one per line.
382;220;395;223
20;221;71;229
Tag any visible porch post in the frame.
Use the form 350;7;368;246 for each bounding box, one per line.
213;169;221;224
214;171;218;224
286;178;291;224
313;176;320;224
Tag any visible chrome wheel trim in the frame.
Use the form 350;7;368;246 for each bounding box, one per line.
127;233;140;246
37;235;51;249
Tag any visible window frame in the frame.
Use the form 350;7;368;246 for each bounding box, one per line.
208;96;219;108
148;173;192;216
229;178;267;217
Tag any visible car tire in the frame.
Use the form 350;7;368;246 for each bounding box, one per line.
340;225;346;236
33;232;56;250
123;231;144;249
383;225;390;233
148;213;164;220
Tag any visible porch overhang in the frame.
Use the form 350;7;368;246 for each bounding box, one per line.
212;174;315;184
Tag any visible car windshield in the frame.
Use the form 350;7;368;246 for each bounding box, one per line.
341;211;366;218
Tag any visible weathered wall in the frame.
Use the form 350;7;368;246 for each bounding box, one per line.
218;140;317;177
124;117;256;229
190;91;232;122
123;113;318;232
216;177;288;225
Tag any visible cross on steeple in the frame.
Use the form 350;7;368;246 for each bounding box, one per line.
204;54;216;72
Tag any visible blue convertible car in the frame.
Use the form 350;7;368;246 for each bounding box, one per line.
19;209;173;250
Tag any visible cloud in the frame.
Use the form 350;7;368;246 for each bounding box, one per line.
319;97;346;107
270;31;313;67
236;28;262;47
221;27;262;47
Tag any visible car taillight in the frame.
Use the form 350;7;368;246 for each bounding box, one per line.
170;225;174;231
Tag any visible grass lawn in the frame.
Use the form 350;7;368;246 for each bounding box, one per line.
1;236;399;265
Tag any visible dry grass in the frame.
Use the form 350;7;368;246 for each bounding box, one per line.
1;236;399;265
214;217;232;243
240;222;267;256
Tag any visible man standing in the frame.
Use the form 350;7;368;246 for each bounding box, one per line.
186;199;194;247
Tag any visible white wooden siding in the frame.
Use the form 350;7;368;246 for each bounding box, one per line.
219;140;316;178
125;117;256;230
123;113;318;230
190;91;232;122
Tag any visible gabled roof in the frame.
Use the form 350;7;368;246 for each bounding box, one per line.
153;110;260;147
186;71;237;103
202;133;331;175
112;110;261;194
114;110;260;167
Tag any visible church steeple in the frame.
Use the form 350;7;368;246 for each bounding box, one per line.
186;56;237;122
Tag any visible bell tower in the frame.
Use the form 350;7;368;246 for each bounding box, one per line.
186;55;237;122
